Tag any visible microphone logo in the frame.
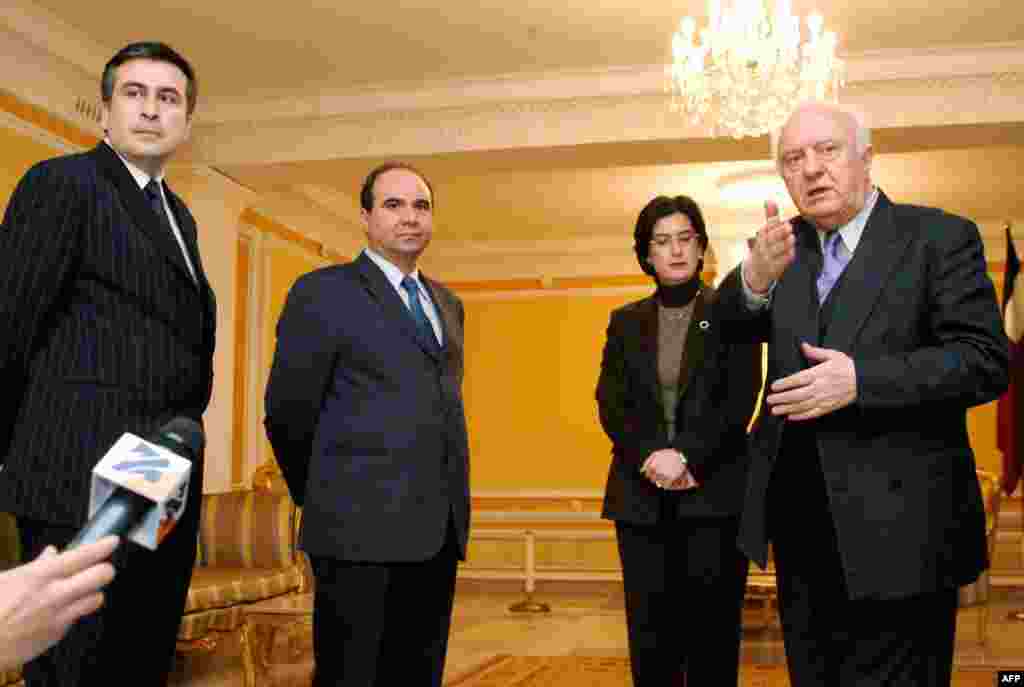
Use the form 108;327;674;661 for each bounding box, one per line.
112;441;171;483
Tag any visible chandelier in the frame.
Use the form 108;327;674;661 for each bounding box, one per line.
667;0;845;139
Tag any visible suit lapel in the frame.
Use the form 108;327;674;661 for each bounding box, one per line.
164;184;206;286
91;143;197;287
633;297;662;407
774;220;824;371
355;253;441;360
163;186;217;331
675;289;709;401
421;276;454;351
821;192;911;351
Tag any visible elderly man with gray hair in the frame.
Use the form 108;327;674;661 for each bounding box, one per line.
717;101;1008;686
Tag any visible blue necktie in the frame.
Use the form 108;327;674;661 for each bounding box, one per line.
817;231;851;303
400;276;439;349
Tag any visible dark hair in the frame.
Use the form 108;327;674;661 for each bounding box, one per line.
633;195;709;277
101;42;197;115
360;162;435;212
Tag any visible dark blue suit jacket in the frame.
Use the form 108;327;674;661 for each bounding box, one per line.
264;252;470;563
718;191;1008;600
0;142;216;526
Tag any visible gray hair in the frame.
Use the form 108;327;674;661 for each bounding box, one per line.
771;102;871;175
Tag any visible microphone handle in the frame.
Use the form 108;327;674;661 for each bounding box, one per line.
66;489;151;550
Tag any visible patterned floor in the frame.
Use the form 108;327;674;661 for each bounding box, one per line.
170;580;1024;686
445;656;999;687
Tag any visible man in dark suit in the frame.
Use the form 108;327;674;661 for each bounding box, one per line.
0;42;216;686
265;162;470;687
717;101;1008;686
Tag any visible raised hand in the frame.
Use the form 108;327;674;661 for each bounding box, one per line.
743;200;796;294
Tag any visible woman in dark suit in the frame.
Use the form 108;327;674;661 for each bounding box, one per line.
596;195;762;686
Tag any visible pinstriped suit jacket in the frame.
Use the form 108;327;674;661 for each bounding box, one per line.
0;142;216;526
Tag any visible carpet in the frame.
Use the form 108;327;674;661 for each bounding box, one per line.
444;655;998;687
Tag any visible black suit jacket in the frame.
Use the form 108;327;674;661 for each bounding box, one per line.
718;191;1008;599
264;252;471;563
0;142;216;525
597;285;762;523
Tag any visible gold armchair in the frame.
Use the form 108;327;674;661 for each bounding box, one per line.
252;460;314;592
176;488;306;654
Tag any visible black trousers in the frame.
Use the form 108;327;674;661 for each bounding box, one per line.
308;522;459;687
615;516;748;687
768;444;959;687
17;505;199;687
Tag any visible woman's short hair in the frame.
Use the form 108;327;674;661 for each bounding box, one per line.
633;195;709;277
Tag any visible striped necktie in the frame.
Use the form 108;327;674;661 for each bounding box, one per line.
400;275;439;349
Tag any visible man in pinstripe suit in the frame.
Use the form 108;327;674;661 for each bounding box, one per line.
0;42;215;686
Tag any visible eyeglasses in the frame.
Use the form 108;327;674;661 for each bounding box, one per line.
649;232;697;249
780;139;845;175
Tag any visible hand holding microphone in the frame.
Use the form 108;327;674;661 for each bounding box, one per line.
0;536;118;670
743;200;796;294
67;417;203;550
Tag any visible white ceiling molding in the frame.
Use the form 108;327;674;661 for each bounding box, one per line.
0;22;103;138
197;43;1024;127
0;0;112;79
180;65;1024;168
295;184;364;226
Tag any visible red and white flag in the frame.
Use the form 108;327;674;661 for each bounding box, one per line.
998;224;1024;495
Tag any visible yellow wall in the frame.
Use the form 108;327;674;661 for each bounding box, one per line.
460;284;1006;492
259;238;329;469
461;288;649;491
0;114;1008;494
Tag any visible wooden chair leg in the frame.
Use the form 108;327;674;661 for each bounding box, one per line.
979;602;989;647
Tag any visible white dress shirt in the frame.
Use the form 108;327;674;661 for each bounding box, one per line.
363;248;444;346
742;186;880;309
108;141;197;282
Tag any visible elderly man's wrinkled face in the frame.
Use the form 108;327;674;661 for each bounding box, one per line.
778;105;873;231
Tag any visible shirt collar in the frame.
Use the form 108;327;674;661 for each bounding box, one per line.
816;186;879;253
363;248;421;291
104;139;164;190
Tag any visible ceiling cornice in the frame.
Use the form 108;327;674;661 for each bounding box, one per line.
3;2;1021;167
195;42;1024;126
180;66;1024;168
0;0;112;78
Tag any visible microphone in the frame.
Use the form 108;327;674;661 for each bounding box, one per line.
67;417;204;551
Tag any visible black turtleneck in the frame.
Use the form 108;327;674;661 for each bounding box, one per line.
655;277;702;307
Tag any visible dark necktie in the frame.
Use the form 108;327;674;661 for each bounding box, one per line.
817;230;851;303
145;179;196;281
144;178;171;230
400;276;439;349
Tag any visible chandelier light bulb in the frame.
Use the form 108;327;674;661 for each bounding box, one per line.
667;0;845;138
